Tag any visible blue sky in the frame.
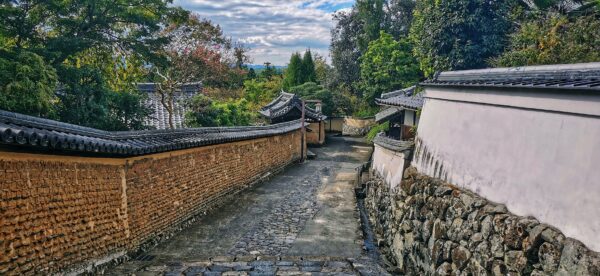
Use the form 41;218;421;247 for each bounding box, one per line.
174;0;355;66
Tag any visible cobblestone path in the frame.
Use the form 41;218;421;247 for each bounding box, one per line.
105;136;389;275
228;166;331;256
125;256;389;275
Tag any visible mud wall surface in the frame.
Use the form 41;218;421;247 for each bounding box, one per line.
0;130;302;275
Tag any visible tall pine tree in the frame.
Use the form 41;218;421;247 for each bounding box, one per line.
283;53;303;89
301;50;316;83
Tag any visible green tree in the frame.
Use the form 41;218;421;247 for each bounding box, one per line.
107;90;153;130
247;68;258;80
0;0;186;130
493;14;600;67
359;31;420;105
260;62;278;80
0;0;187;65
301;50;317;83
289;82;335;116
357;0;386;52
0;50;58;118
243;77;282;111
314;53;332;85
330;9;364;94
409;0;517;77
283;53;303;89
56;65;111;129
185;95;254;127
385;0;416;38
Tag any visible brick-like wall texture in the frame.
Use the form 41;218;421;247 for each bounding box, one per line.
365;167;600;275
0;130;302;275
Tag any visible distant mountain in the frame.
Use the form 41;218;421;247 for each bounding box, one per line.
247;64;287;70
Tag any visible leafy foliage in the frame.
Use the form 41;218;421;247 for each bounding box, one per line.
0;0;187;130
289;82;335;116
493;13;600;67
185;95;254;127
301;50;317;83
366;121;389;142
0;50;58;118
409;0;517;77
360;31;421;105
243;78;282;111
313;53;332;85
357;0;386;52
330;9;364;93
283;53;304;89
0;0;187;65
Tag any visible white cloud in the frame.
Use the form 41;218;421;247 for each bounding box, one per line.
174;0;354;65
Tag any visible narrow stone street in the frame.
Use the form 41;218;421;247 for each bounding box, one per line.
106;136;389;275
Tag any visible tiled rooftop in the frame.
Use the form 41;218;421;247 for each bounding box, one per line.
375;86;424;110
421;62;600;91
260;92;327;122
0;109;301;157
136;82;203;129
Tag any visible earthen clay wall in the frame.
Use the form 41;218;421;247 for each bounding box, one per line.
0;130;302;275
306;122;325;145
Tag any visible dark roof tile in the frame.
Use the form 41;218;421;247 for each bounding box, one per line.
0;109;301;157
421;62;600;91
260;92;327;122
375;86;423;109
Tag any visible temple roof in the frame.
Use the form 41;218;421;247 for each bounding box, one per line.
421;62;600;91
0;109;301;157
136;82;203;129
136;82;203;94
375;86;424;110
259;92;327;123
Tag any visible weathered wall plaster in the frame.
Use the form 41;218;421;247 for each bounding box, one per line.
372;144;406;190
414;88;600;252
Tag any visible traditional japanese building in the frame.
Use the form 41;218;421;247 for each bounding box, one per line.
260;92;327;145
374;86;423;140
137;82;203;129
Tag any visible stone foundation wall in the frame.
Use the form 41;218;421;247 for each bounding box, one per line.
342;117;375;136
365;167;600;275
0;130;302;275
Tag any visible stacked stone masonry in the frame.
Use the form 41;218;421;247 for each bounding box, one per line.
365;167;600;275
0;130;302;275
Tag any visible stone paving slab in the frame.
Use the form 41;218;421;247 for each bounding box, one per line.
107;256;390;276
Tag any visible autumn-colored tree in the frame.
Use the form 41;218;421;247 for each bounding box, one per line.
154;13;249;128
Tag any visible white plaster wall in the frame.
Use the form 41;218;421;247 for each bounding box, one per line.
414;93;600;252
405;110;416;126
372;144;406;190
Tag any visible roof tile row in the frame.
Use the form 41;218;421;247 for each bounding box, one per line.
0;110;302;157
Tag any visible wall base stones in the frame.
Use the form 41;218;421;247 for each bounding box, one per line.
364;167;600;275
342;117;375;136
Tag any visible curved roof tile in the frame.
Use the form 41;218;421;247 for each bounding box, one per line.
375;86;423;110
260;92;327;122
0;110;302;157
421;62;600;91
